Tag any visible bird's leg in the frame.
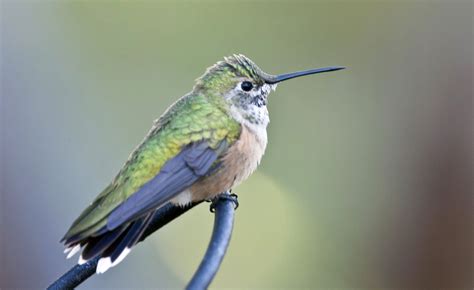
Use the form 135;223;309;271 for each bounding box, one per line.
209;192;239;213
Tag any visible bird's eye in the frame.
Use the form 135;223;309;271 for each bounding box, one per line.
241;81;253;92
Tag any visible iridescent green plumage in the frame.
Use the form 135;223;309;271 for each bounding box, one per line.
64;92;241;240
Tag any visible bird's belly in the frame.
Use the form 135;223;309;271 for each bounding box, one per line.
173;125;267;205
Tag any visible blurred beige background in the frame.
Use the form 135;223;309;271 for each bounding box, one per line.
1;1;472;289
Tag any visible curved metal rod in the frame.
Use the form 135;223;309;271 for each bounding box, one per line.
186;193;237;290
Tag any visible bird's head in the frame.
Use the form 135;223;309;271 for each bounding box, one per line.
194;54;344;126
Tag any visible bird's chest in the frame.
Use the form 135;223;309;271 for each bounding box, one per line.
177;124;267;204
186;114;268;202
222;124;267;188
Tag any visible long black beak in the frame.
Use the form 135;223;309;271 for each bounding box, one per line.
263;66;345;84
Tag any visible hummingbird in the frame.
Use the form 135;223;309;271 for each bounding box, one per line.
61;54;344;274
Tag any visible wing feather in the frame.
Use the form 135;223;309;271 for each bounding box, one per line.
107;140;224;230
62;93;241;243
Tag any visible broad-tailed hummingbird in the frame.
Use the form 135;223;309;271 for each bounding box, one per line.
61;54;344;273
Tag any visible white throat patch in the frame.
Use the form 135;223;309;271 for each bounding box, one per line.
224;82;276;146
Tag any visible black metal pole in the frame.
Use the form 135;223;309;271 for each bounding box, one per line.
186;193;236;290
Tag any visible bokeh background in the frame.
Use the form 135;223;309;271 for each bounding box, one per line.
1;1;472;289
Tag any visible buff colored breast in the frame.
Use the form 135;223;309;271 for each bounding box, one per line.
172;125;267;205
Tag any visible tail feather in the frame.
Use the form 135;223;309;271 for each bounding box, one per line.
65;244;82;259
63;212;154;274
95;213;153;273
108;212;153;263
80;225;127;261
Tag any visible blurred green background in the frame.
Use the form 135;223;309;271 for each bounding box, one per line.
1;1;472;288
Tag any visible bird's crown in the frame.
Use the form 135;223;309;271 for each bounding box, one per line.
195;54;269;91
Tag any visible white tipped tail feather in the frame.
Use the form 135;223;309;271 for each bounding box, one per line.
65;244;81;259
62;211;152;273
96;248;131;274
78;255;88;265
63;245;132;273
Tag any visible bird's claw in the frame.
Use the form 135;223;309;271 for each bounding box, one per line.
210;193;239;213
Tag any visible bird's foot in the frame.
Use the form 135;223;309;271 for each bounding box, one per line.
209;192;239;213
